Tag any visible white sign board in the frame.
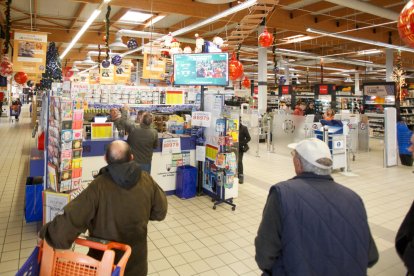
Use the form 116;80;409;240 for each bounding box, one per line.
196;145;206;161
162;138;181;155
192;111;212;127
43;191;71;223
333;140;344;149
384;107;398;167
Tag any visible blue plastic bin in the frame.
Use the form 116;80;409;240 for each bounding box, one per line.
25;177;43;223
176;165;197;199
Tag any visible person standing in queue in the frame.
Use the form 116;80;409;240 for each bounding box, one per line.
293;100;306;116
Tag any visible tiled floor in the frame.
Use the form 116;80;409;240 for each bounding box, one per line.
0;106;412;275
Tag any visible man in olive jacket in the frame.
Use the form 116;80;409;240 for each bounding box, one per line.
39;140;168;276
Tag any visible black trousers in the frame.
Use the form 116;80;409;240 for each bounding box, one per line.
400;154;413;166
238;151;244;176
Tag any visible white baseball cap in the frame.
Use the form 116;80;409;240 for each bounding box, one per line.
288;138;332;169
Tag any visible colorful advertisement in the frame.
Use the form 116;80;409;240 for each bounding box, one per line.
100;64;114;85
13;30;47;74
114;59;132;84
89;68;100;85
166;91;184;105
142;52;166;80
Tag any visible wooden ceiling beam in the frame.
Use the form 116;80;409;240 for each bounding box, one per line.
68;3;87;30
99;7;128;33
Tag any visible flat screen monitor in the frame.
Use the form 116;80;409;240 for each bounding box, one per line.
173;53;229;86
363;82;396;105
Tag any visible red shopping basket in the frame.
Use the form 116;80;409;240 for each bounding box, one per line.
16;236;131;276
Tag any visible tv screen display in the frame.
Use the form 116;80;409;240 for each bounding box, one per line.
173;53;229;86
363;82;396;105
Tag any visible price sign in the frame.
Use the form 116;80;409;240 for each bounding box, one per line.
192;111;212;127
162;138;181;155
333;140;344;149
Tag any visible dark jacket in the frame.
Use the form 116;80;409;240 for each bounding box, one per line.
39;161;168;276
255;173;378;276
126;123;159;164
396;200;414;275
239;123;251;153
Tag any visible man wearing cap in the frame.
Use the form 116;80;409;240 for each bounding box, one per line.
255;138;378;276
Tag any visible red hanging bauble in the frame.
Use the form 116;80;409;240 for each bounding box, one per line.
242;76;251;88
398;1;414;47
258;28;274;48
14;72;28;85
0;57;13;77
229;53;244;81
62;67;74;79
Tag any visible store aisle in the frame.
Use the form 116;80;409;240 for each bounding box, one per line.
0;108;411;275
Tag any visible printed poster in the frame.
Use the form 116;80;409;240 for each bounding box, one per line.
142;52;166;80
43;190;71;224
13;30;48;74
100;63;114;84
89;68;100;84
114;58;132;84
162;138;181;155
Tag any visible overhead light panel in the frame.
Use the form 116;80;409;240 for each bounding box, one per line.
357;49;382;55
109;33;127;50
144;15;166;28
60;9;102;59
120;11;153;24
306;28;414;53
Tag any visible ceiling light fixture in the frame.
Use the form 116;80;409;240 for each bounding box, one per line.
144;15;166;28
109;33;127;50
60;9;101;59
82;54;97;65
357;49;382;55
306;28;414;53
344;77;353;83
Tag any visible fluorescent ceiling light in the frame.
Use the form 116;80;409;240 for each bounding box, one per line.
357;49;382;55
144;15;166;28
60;9;101;59
120;11;153;24
306;28;414;53
280;34;314;44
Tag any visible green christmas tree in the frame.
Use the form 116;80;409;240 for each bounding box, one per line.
40;42;62;90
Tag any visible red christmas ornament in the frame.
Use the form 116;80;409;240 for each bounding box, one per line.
229;53;244;81
398;1;414;47
0;57;13;77
242;76;251;88
62;67;74;80
258;28;274;48
14;72;28;85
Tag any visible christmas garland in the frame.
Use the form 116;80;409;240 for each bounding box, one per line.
105;5;111;61
98;44;101;73
4;0;12;54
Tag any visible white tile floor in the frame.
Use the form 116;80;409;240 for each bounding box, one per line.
1;106;412;275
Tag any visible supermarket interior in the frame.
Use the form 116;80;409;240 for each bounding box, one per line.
0;0;413;275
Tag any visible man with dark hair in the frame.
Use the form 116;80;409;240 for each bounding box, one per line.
39;140;168;276
124;112;159;173
255;138;378;275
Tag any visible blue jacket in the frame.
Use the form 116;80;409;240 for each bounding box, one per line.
397;122;412;155
255;173;378;276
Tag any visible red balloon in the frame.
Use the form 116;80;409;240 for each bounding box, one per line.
398;1;414;47
258;28;274;48
242;76;251;88
229;53;244;81
14;72;28;85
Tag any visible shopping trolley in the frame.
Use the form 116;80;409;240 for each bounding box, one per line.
10;104;21;122
16;236;132;276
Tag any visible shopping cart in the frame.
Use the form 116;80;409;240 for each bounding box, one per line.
17;236;131;276
10;104;21;122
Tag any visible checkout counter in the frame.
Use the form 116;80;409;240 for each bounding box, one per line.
81;134;196;195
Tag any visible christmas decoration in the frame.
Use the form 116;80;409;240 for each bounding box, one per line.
127;38;138;49
242;76;251;88
0;57;13;77
14;72;28;85
105;6;111;61
101;59;111;68
164;33;173;48
27;80;34;87
62;66;74;79
169;38;182;56
213;36;224;48
40;42;62;90
392;51;407;101
111;55;122;66
398;1;414;48
194;34;204;53
4;0;11;54
229;53;244;81
258;28;274;48
183;46;192;54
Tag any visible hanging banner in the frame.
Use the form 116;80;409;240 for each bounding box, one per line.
142;52;166;80
114;59;132;84
100;63;114;84
88;68;100;85
26;73;42;83
13;30;48;74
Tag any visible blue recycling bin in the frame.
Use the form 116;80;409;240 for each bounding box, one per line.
25;176;43;223
176;165;197;199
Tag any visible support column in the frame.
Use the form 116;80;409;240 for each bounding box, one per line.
258;25;267;114
385;49;393;82
354;72;361;95
284;64;290;85
135;61;141;85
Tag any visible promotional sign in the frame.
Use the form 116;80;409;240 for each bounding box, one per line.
166;90;184;105
13;30;47;74
162;138;181;155
206;144;219;161
191;111;212;127
100;64;114;84
281;85;290;94
142;52;166;80
363;83;395;97
173;53;229;86
89;68;100;85
43;190;71;223
319;85;328;95
91;122;113;139
114;58;132;84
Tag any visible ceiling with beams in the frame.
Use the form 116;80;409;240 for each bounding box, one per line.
3;0;413;85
